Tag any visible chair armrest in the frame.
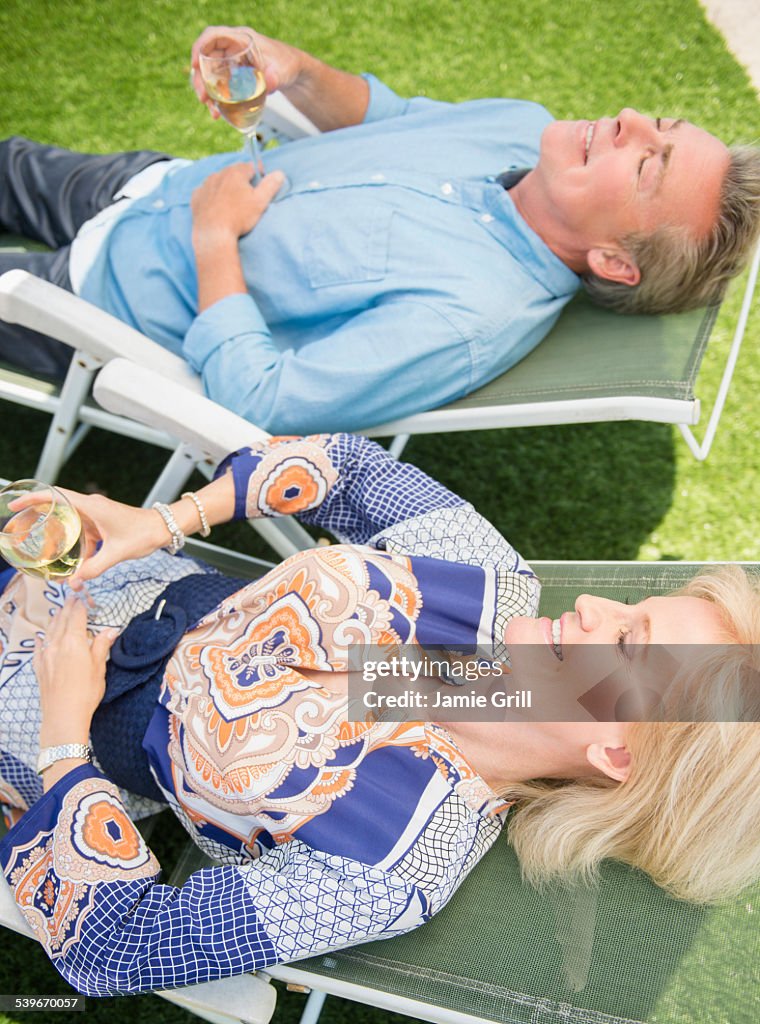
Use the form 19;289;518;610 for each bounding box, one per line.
94;357;270;460
259;90;320;142
158;974;277;1024
0;876;34;939
0;270;201;389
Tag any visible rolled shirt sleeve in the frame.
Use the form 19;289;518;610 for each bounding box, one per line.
182;293;475;435
361;73;454;122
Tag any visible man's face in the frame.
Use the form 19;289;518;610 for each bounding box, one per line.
532;108;730;254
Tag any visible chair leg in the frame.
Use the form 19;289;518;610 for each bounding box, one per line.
143;444;198;507
678;238;760;461
34;353;100;482
62;422;92;463
257;514;317;554
297;989;328;1024
389;433;410;459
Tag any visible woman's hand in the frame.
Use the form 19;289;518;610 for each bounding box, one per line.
190;25;306;117
57;490;170;587
8;489;168;587
34;598;119;789
10;475;237;586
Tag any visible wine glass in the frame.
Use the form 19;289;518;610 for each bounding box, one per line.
0;479;82;581
198;29;268;184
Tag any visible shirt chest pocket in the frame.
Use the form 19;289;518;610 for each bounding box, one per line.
304;198;393;289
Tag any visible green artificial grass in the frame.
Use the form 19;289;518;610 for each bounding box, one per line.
0;0;759;1022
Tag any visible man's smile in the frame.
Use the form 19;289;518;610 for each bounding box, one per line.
584;121;595;163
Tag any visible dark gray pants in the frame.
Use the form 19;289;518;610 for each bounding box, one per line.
0;137;169;378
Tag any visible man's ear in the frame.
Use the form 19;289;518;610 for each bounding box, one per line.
585;741;632;783
586;247;641;287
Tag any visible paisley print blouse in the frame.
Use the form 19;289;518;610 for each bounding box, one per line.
0;433;539;995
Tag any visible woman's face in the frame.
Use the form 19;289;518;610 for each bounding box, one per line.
504;595;727;722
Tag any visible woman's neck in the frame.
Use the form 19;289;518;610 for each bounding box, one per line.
440;720;587;792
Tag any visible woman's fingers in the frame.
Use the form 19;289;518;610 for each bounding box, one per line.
92;627;120;669
46;594;77;637
71;545;113;585
41;595;88;646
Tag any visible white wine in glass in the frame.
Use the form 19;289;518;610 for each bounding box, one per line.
199;30;268;183
0;480;83;581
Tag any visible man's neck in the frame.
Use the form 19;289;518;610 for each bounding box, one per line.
509;173;587;275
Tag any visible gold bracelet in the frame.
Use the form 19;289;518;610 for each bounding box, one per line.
181;491;211;537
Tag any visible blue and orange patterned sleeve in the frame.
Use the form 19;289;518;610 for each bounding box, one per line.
215;433;535;575
0;766;423;996
215;433;464;545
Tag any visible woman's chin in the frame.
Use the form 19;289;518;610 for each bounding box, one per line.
503;615;536;644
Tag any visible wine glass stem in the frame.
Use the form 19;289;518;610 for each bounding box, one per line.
246;131;262;184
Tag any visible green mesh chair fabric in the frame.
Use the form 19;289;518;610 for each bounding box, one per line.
169;560;760;1024
280;562;760;1024
438;294;719;411
0;235;48;252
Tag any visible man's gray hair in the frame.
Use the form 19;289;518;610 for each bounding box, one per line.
582;145;760;316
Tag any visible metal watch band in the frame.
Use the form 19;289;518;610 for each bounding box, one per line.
37;743;93;775
152;501;186;555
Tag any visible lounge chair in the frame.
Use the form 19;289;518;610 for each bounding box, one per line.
0;90;757;488
2;356;757;1023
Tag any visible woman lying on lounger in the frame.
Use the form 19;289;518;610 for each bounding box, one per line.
1;432;759;997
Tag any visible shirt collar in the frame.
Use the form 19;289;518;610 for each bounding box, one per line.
480;182;580;298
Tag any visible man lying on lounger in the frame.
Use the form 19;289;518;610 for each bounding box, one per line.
1;23;758;434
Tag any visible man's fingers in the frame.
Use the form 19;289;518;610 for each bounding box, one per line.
254;170;286;205
263;63;279;95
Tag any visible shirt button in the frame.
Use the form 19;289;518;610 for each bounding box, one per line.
440;182;453;196
371;173;385;182
481;213;494;224
308;180;321;189
152;199;165;209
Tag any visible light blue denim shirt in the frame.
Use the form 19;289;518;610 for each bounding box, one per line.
81;75;579;434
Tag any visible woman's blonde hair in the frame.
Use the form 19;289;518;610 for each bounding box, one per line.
506;565;760;904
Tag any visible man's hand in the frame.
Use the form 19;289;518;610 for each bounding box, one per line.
191;163;285;244
192;164;284;312
190;25;305;118
189;25;369;131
